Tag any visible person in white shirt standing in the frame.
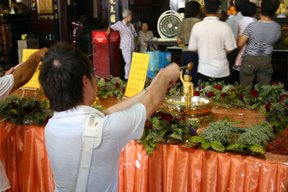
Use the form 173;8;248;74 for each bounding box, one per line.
39;42;179;192
188;0;236;84
233;1;257;71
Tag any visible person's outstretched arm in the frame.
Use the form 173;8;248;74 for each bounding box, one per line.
10;48;48;93
104;63;180;118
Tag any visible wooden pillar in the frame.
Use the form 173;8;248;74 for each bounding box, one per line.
53;0;69;42
58;0;68;41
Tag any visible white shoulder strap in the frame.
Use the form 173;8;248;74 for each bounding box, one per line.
75;112;104;192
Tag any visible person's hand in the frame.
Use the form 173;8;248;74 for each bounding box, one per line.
164;63;180;87
5;67;15;75
37;47;49;58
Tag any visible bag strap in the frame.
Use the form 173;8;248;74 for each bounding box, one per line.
75;113;104;192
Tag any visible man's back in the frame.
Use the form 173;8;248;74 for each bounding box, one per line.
45;104;146;192
243;20;281;56
188;16;236;78
226;12;243;38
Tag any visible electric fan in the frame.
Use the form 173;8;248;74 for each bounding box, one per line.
157;10;183;40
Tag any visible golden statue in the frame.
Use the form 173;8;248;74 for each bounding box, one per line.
180;62;194;107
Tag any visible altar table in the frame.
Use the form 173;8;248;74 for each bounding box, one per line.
0;108;288;191
0;122;54;192
118;141;288;192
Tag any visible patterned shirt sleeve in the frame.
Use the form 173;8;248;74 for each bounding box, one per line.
110;21;121;31
0;75;14;100
243;22;252;37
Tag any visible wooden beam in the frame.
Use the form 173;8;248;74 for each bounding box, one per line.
58;0;68;41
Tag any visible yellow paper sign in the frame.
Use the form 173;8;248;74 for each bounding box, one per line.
124;52;150;97
21;49;40;89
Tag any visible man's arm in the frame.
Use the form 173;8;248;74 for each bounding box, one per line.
104;63;180;118
11;48;48;93
237;34;249;50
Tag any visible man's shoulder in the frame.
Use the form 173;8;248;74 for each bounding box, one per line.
198;18;227;27
51;106;103;119
226;13;243;23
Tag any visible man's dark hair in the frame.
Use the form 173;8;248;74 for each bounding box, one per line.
185;1;201;18
235;0;250;12
39;42;94;111
241;2;257;17
261;0;280;18
204;0;221;14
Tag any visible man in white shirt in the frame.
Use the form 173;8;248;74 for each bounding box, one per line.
0;48;48;192
188;0;236;83
39;42;179;192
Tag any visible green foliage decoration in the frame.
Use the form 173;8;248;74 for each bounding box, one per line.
0;96;52;126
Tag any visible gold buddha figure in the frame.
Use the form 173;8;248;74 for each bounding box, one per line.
180;62;194;107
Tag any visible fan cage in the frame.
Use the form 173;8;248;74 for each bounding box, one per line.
157;10;183;39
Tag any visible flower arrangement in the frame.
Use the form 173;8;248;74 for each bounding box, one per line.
194;81;288;134
96;75;125;99
0;96;52;126
140;81;288;155
261;93;288;134
186;119;275;155
196;81;287;110
140;111;198;155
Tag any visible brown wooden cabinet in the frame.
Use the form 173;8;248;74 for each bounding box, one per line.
0;20;12;69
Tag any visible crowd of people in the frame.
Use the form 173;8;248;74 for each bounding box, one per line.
186;0;280;90
108;0;280;91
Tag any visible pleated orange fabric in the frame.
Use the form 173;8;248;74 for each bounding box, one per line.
0;122;54;192
118;141;288;192
1;120;288;192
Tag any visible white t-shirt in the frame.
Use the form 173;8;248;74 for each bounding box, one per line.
226;12;243;38
0;162;10;192
0;75;14;100
45;104;146;192
188;16;237;78
239;16;256;35
0;75;13;191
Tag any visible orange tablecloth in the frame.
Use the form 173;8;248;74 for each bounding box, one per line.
0;107;288;192
118;140;288;192
0;122;54;192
